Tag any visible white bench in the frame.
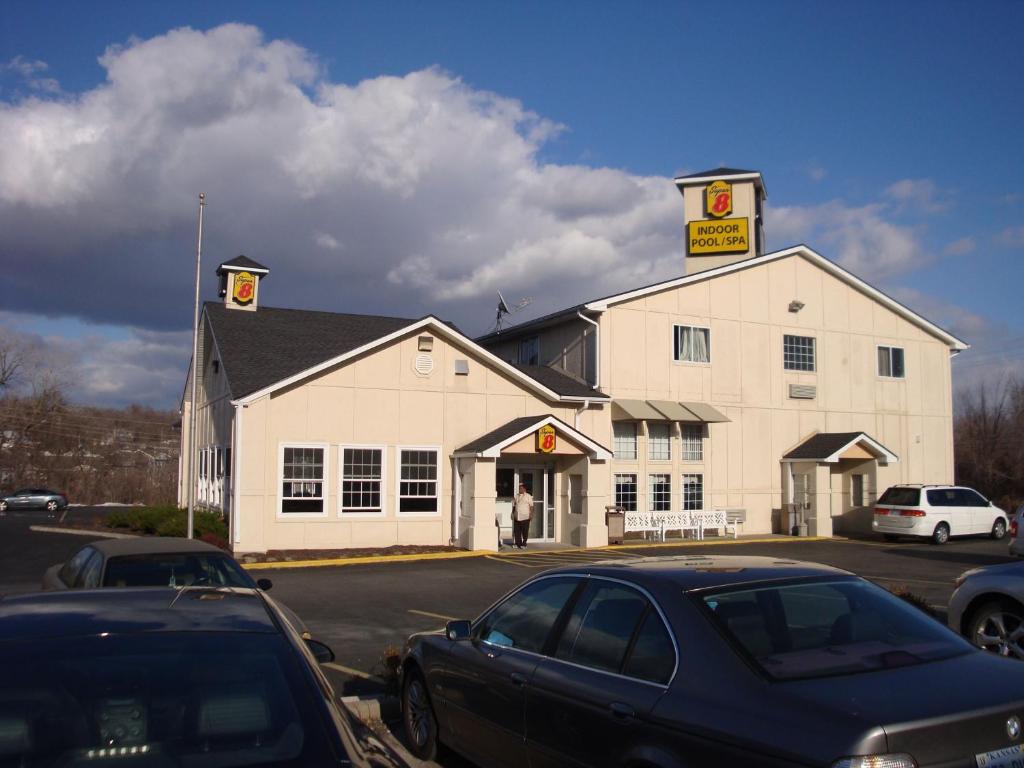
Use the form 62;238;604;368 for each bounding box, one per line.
624;511;666;540
659;511;703;540
697;509;745;539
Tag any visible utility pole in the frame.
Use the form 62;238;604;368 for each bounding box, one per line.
187;193;205;540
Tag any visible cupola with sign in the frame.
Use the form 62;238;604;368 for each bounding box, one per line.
674;167;766;275
216;255;269;311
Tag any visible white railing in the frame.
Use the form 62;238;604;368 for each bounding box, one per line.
623;509;743;541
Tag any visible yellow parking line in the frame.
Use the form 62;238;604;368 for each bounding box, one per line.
408;609;456;621
485;555;536;568
323;662;386;685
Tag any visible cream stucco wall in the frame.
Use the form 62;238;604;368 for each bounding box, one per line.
233;327;606;553
600;252;955;535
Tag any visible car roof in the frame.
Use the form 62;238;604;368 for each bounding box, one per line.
83;536;227;557
541;554;851;591
0;588;278;641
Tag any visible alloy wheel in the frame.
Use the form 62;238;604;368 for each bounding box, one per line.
973;608;1024;659
405;677;434;750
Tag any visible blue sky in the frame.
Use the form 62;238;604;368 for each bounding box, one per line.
1;1;1021;407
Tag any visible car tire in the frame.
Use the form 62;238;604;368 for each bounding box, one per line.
402;667;438;761
967;600;1024;659
46;500;58;513
883;534;900;542
992;519;1007;540
931;523;950;545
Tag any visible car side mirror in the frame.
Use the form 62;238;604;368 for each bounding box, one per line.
305;638;335;664
256;578;273;591
445;620;472;641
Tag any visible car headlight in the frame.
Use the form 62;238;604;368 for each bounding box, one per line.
832;755;916;768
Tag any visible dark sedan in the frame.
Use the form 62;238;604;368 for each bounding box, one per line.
400;555;1024;768
0;487;67;513
0;587;412;767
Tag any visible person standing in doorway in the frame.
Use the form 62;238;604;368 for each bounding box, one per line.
513;483;533;549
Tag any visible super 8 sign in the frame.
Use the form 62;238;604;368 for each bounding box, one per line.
704;180;732;218
537;425;556;453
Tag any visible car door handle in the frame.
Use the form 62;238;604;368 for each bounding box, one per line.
609;702;635;720
509;672;528;687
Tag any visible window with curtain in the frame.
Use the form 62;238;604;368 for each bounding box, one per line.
613;422;637;460
647;423;671;461
877;346;905;378
649;474;671;512
682;473;703;511
673;325;711;363
681;424;703;461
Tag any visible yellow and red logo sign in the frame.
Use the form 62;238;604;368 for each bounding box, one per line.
705;180;733;219
537;424;556;454
232;271;256;305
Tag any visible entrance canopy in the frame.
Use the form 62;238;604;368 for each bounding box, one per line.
782;431;899;465
613;399;730;423
453;415;612;459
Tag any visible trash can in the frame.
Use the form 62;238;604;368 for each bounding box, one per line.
605;505;625;545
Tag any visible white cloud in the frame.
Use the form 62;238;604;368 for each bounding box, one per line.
943;237;975;256
3;56;61;93
884;178;951;215
996;226;1024;248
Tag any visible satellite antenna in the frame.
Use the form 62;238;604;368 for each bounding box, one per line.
494;290;532;333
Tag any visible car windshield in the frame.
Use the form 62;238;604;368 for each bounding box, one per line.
0;631;338;767
877;487;920;506
103;553;255;588
701;577;972;681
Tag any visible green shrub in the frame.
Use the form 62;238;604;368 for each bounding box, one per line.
107;506;228;540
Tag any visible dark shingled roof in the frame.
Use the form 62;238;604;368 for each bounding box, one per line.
205;302;417;398
217;255;269;274
783;432;889;461
674;167;760;180
511;364;609;399
455;415;610;455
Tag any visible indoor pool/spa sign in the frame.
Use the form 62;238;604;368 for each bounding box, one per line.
687;217;749;255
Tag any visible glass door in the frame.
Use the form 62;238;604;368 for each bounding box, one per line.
518;467;549;542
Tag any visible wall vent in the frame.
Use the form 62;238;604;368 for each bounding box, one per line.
789;384;816;400
453;359;470;376
413;354;435;376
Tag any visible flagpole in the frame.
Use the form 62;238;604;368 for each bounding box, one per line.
187;193;205;540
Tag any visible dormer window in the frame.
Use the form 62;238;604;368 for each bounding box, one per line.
518;336;540;366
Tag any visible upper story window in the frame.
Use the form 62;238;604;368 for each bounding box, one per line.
518;336;540;366
613;422;637;461
783;334;816;371
647;423;671;461
680;424;703;461
877;346;905;378
673;325;710;364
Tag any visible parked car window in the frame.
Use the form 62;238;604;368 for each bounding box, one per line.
958;489;989;507
878;487;920;506
556;582;649;674
703;578;971;681
103;553;254;588
621;608;675;684
77;551;104;589
926;489;957;507
476;577;579;653
59;547;96;587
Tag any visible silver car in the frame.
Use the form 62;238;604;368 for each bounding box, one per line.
948;560;1024;659
0;488;67;513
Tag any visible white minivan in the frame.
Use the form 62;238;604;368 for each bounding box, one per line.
873;484;1007;545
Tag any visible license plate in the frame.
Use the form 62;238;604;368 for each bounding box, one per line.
977;744;1024;767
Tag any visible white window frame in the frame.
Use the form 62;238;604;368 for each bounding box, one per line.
783;334;816;372
673;324;711;364
396;445;442;517
680;424;703;462
614;473;638;512
339;444;387;518
682;473;704;511
277;442;329;519
613;422;638;461
877;345;906;379
648;473;672;513
647;422;671;462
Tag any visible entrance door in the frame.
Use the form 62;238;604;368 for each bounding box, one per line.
497;466;552;542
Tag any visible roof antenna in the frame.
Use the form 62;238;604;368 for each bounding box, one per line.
494;290;532;333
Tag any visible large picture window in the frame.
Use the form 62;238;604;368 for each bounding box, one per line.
341;446;384;515
648;423;671;461
681;424;703;461
614;474;638;512
399;448;439;514
613;422;638;461
682;473;704;511
649;474;671;513
280;445;325;515
877;346;905;378
674;325;710;363
783;335;816;371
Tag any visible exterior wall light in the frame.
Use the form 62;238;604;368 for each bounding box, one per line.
789;300;805;313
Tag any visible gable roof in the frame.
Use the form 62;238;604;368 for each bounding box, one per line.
674;167;766;195
216;255;269;274
204;303;609;405
782;431;898;465
583;245;968;350
454;415;612;459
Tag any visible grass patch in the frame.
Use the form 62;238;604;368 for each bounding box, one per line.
106;506;227;541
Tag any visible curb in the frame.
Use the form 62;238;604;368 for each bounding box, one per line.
340;694;401;723
28;525;136;539
241;535;831;571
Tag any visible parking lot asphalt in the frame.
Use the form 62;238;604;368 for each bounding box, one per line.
1;507;1017;704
